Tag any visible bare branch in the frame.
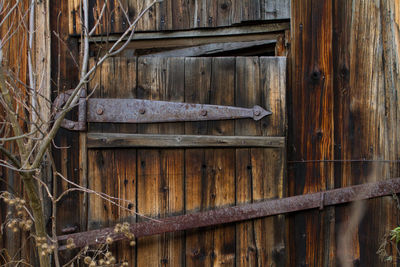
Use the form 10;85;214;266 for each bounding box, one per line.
0;145;21;168
88;0;108;36
0;0;21;27
0;64;26;159
30;0;163;171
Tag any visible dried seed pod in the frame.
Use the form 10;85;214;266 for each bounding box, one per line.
84;256;92;264
105;236;113;245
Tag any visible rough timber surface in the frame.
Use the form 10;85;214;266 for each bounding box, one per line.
84;56;286;266
69;0;290;35
288;0;400;266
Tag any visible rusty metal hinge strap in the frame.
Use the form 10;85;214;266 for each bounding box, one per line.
52;91;272;130
87;98;271;123
57;177;400;249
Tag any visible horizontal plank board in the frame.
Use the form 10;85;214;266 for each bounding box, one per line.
86;22;290;42
87;133;285;148
147;40;276;57
92;32;281;57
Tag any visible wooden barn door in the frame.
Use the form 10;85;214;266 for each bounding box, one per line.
84;56;286;266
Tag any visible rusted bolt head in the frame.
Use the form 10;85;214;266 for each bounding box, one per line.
139;108;146;114
200;110;208;116
254;109;261;116
97;108;104;115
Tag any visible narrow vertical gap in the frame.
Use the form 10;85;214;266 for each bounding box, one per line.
134;57;139;267
182;57;187;267
233;57;238;267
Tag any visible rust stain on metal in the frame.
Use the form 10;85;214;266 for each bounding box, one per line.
52;89;87;131
87;99;271;123
52;91;272;130
57;178;400;250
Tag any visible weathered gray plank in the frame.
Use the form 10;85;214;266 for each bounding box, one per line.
86;22;289;42
148;40;276;57
261;0;291;20
87;133;285;148
70;0;290;35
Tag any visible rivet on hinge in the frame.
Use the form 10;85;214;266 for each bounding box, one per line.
200;110;207;116
97;108;104;115
139;108;146;114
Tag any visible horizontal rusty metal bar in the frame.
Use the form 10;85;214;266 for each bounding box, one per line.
57;178;400;250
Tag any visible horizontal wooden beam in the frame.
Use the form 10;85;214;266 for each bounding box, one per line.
86;22;290;43
92;32;281;54
58;177;400;249
148;40;276;57
87;133;285;148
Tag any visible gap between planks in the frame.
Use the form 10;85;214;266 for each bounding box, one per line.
87;133;285;148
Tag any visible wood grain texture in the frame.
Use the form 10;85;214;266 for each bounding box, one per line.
235;57;261;267
289;0;400;266
136;57;186;266
184;58;212;267
289;1;335;266
68;0;290;35
207;58;236;266
0;0;29;260
87;133;285;148
50;1;82;264
84;57;286;267
262;0;291;20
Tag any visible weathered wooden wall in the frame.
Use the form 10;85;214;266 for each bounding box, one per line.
84;56;286;266
0;0;29;262
288;0;400;266
68;0;290;35
1;0;396;266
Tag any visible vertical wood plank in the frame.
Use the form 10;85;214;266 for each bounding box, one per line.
208;59;236;267
289;1;334;266
88;57;103;133
261;0;291;20
189;57;236;266
114;149;137;265
256;57;287;266
87;149;116;230
136;56;162;267
134;0;158;31
332;0;358;265
68;0;80;35
113;0;130;33
332;1;400;266
234;57;261;267
216;0;232;26
111;57;138;265
136;57;186;266
51;1;81;265
184;57;211;267
171;0;190;30
241;0;261;22
112;57;138;134
159;57;185;266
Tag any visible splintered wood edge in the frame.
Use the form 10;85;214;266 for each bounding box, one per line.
87;133;285;148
